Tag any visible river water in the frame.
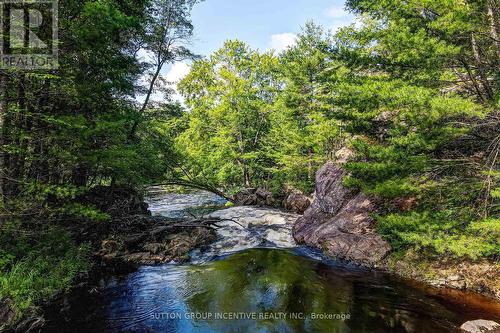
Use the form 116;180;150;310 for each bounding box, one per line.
42;190;500;333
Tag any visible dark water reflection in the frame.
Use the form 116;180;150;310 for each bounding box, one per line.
43;248;500;333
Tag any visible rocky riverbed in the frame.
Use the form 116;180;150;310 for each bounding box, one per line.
7;179;498;332
95;188;300;269
37;188;500;333
291;157;500;301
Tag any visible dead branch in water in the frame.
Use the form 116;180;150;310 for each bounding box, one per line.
150;216;244;236
149;179;234;202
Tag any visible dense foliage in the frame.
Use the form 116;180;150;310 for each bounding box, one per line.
0;0;199;324
0;0;498;327
178;25;340;194
177;41;278;191
177;2;498;259
335;0;499;258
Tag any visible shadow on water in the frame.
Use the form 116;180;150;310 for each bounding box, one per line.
42;248;500;333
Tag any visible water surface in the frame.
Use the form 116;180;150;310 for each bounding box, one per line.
42;190;500;332
43;248;500;333
145;187;227;219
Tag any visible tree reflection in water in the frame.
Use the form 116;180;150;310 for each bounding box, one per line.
42;248;500;333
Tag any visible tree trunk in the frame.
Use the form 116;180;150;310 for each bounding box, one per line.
12;74;27;191
486;0;499;59
243;166;251;187
29;79;50;181
72;163;89;187
0;73;8;202
128;60;165;141
156;179;235;202
471;33;494;100
457;59;486;102
1;5;12;200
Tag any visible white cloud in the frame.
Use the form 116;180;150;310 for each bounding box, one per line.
165;62;191;84
269;33;297;53
163;62;191;103
325;5;349;19
324;5;356;32
136;48;151;62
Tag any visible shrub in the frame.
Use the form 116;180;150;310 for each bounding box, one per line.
377;213;499;260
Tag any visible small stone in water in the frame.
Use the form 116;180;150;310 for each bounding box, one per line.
460;319;500;333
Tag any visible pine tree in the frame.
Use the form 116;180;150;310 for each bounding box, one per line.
330;0;499;258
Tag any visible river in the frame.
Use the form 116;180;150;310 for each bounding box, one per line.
42;189;500;333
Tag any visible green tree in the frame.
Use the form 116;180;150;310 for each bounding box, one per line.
267;22;341;192
178;40;279;191
329;0;499;258
129;0;200;141
0;0;199;323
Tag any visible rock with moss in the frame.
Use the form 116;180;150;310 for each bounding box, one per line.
97;214;217;268
233;188;277;206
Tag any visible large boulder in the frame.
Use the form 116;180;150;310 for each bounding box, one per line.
293;161;391;266
283;191;311;214
233;187;276;206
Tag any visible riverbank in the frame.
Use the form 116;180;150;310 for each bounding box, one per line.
382;250;500;300
2;185;499;332
291;160;500;302
40;249;500;333
40;189;500;332
0;188;224;332
13;184;493;332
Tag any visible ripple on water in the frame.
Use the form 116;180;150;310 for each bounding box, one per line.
145;187;227;219
42;249;500;333
41;190;500;332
